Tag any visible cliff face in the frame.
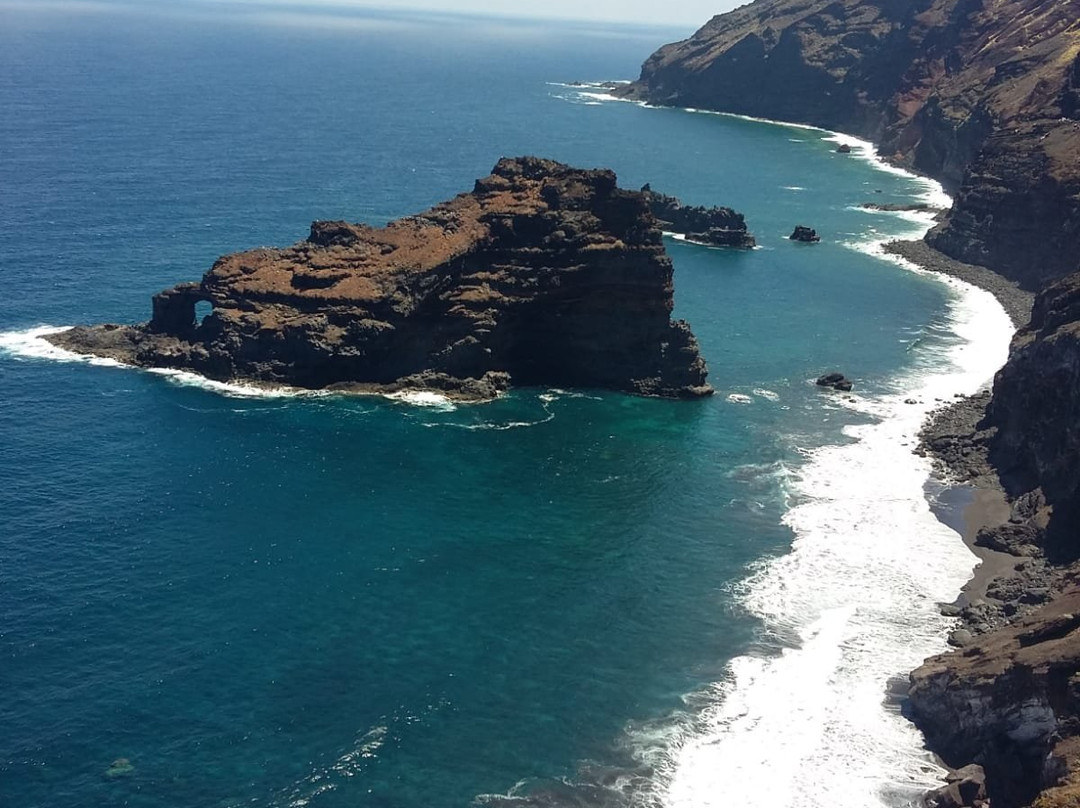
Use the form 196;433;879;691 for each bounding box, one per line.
987;272;1080;561
910;590;1080;808
47;158;715;400
616;0;1080;289
907;272;1080;807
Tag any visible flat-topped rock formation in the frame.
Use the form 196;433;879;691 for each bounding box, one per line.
47;157;716;400
615;0;1080;290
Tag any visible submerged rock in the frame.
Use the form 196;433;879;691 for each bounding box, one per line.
47;158;715;401
104;758;134;779
836;143;852;154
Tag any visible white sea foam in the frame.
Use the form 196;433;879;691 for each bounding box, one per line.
0;325;125;367
384;389;457;410
726;393;754;404
752;388;780;402
824;133;953;209
0;325;328;399
552;83;1014;807
554;85;953;211
625;214;1012;807
656;275;1012;808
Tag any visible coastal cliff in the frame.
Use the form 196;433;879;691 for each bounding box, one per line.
47;158;719;400
615;0;1080;289
615;0;1080;803
986;272;1080;562
907;272;1080;807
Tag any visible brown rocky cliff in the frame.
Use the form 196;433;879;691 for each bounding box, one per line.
910;589;1080;808
47;158;715;400
986;271;1080;562
616;0;1080;290
907;272;1080;808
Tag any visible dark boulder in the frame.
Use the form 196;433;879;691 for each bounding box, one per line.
816;372;853;391
790;225;820;243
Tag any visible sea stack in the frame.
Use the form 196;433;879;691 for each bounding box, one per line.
47;157;715;400
790;225;820;243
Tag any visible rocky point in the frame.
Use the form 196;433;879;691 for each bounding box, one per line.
47;158;719;400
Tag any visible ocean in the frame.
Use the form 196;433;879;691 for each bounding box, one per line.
0;4;1013;807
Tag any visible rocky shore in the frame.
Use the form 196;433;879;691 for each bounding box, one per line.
614;0;1080;291
886;241;1034;331
47;158;731;401
610;1;1080;802
910;264;1080;807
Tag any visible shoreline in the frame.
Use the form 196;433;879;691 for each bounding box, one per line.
884;239;1034;329
892;238;1047;650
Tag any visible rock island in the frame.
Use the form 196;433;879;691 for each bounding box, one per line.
48;158;727;400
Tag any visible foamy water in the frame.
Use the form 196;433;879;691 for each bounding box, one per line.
655;277;1011;808
0;326;328;399
553;84;1013;807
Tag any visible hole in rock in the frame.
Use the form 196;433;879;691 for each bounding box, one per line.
194;300;213;326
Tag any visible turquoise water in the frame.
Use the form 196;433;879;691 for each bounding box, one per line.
0;5;982;807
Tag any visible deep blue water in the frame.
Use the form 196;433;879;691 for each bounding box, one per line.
0;4;962;807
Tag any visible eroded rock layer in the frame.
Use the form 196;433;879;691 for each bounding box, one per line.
47;158;714;400
616;0;1080;289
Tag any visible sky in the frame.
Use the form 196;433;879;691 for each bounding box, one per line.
204;0;747;27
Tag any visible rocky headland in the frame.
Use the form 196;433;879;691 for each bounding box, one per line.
615;0;1080;290
613;1;1080;805
47;158;726;401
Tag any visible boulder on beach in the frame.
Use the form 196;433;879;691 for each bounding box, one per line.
790;225;820;242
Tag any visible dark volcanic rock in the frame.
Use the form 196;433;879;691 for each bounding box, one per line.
47;158;715;400
790;225;820;243
911;270;1080;808
836;143;852;154
640;184;756;248
615;0;1080;289
815;372;853;391
985;271;1080;562
910;589;1080;808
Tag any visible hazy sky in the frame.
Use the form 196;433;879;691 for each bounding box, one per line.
211;0;747;26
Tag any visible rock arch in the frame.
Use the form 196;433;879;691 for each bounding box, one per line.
149;282;214;334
